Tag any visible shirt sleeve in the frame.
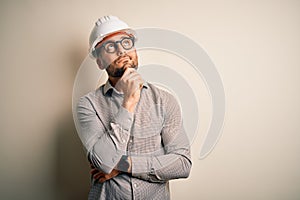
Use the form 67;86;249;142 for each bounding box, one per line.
130;93;192;183
76;96;133;174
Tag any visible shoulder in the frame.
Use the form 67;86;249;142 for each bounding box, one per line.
77;85;105;107
145;83;182;123
138;83;182;123
146;82;180;107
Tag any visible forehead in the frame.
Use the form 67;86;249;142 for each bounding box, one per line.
96;32;130;47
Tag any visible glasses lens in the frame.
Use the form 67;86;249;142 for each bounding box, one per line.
98;37;135;55
104;42;116;53
121;38;134;50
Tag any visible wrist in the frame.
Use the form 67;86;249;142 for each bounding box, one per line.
122;101;136;113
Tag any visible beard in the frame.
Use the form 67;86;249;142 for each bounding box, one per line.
108;66;126;77
106;56;138;77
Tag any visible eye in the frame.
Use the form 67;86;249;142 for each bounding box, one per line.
123;40;130;46
123;38;133;46
104;42;115;52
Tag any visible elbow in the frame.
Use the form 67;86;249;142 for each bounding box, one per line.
89;152;115;174
180;157;192;179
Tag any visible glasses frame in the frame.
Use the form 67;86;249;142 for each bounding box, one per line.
95;36;135;56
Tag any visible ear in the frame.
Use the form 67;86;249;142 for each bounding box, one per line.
96;58;105;70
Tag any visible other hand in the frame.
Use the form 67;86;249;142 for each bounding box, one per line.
90;164;120;183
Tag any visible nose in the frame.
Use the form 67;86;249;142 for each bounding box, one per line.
116;43;125;56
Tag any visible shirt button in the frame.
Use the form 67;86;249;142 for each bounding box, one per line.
133;183;137;188
150;168;155;174
122;139;126;143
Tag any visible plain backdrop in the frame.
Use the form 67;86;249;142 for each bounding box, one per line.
0;0;299;199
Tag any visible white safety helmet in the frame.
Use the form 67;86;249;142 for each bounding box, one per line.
89;15;137;59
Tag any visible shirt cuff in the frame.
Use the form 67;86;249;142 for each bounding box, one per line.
113;106;133;131
131;155;152;174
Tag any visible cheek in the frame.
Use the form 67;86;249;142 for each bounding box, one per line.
128;50;138;60
103;55;119;65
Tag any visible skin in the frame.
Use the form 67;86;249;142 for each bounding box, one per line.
91;32;141;182
96;32;143;112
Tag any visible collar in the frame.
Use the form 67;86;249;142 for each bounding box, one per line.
103;80;149;96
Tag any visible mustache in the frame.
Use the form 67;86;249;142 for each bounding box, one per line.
115;55;131;64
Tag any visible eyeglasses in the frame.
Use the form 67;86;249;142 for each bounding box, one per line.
95;37;135;55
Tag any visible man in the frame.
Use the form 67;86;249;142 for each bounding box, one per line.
76;15;192;200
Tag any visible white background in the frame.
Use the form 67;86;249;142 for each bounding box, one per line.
0;0;299;199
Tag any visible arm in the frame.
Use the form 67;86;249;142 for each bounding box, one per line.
130;93;192;183
76;96;133;174
76;68;143;175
